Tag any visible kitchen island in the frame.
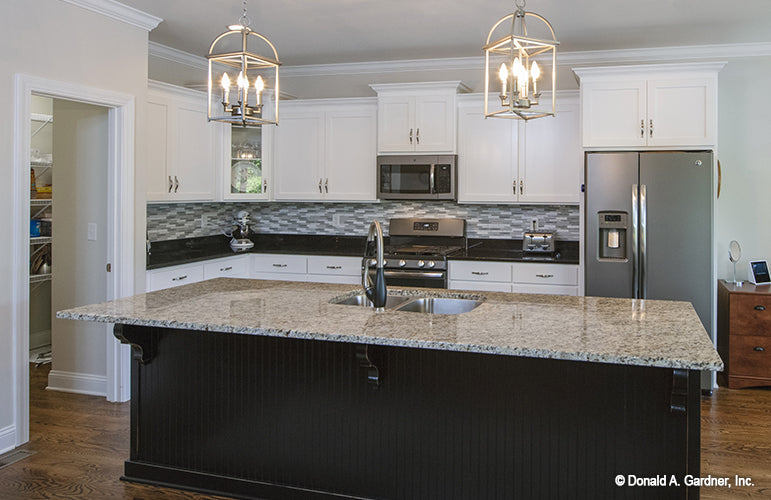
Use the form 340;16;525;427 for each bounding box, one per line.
58;278;722;500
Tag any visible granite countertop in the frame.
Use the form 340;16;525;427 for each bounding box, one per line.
147;235;579;270
58;278;722;371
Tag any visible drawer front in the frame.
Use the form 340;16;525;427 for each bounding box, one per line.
511;283;579;296
449;261;512;282
512;263;578;286
730;294;771;336
730;335;771;378
203;256;250;279
449;280;512;293
147;264;204;292
252;254;308;274
308;256;362;276
251;272;307;282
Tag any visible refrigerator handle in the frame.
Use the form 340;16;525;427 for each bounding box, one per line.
640;184;648;299
632;184;639;299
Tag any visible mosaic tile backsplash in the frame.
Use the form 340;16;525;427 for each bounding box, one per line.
147;202;580;242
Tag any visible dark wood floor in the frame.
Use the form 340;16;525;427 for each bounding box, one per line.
0;364;769;499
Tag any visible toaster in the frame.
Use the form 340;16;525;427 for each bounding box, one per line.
523;231;555;253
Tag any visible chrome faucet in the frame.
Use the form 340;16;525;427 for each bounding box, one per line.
363;220;387;310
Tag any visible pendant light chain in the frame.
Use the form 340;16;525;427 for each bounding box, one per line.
239;0;251;29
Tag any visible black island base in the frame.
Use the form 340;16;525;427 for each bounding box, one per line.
115;324;701;500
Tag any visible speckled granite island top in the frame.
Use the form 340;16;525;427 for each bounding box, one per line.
57;278;722;371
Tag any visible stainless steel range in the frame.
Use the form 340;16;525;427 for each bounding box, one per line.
365;218;466;288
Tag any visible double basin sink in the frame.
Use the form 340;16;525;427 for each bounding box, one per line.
331;292;484;315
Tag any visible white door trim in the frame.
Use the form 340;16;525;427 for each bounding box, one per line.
12;74;135;447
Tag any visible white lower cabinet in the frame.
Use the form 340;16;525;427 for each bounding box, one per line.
203;255;250;280
449;260;579;296
306;256;362;284
147;263;205;292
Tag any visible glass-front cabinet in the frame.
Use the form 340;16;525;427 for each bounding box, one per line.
223;123;272;201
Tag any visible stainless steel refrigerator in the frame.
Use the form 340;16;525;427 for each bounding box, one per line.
585;151;714;387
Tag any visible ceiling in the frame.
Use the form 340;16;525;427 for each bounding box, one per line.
120;0;771;66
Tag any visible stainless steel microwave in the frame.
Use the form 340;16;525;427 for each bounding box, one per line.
377;155;457;200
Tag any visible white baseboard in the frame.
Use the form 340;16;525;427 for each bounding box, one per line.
47;370;107;397
0;425;17;455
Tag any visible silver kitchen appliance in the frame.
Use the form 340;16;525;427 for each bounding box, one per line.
365;218;466;288
377;155;457;200
230;210;255;252
522;231;555;253
585;151;713;388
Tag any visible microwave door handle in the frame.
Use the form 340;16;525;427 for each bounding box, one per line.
429;164;435;194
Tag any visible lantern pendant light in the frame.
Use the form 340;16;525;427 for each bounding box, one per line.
207;0;280;127
483;0;558;120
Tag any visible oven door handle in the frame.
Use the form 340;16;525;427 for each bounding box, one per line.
383;270;445;279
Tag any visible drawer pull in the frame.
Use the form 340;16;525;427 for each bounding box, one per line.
172;275;188;281
754;346;766;352
326;265;342;270
755;305;766;311
220;266;233;272
471;271;489;276
536;274;554;278
272;263;288;268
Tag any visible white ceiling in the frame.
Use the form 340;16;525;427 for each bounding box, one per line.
120;0;771;66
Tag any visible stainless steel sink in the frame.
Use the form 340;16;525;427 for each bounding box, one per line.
395;297;483;315
333;294;412;308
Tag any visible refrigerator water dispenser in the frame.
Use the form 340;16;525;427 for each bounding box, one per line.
597;211;627;261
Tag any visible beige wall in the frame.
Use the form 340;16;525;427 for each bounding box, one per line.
0;0;149;444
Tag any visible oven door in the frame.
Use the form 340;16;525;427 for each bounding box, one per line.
382;270;447;289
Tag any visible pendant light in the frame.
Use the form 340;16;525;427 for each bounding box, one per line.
483;0;558;120
207;1;280;127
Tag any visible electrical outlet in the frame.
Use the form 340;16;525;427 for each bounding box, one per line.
201;214;208;229
332;214;344;227
87;222;97;241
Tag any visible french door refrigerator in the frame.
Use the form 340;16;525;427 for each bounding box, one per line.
585;151;714;387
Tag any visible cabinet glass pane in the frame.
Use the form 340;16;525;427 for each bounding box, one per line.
231;126;263;194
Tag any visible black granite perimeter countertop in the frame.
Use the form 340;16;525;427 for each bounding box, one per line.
147;234;579;270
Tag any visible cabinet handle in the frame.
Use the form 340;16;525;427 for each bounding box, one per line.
536;274;554;278
272;263;287;268
755;305;766;311
649;119;654;137
416;128;420;144
324;178;329;193
220;266;232;272
172;275;188;281
168;176;173;193
471;271;489;276
174;176;179;193
326;265;342;270
520;179;523;195
513;179;516;194
754;346;766;352
263;179;268;192
640;120;645;138
409;128;413;144
318;178;322;193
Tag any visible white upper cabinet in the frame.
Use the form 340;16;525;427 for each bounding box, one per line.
371;82;469;154
457;92;581;204
273;99;377;201
574;63;723;148
146;81;222;202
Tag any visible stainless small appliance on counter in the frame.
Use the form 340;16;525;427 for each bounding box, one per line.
522;231;555;253
230;210;255;252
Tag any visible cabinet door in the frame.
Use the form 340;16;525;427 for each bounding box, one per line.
324;106;377;201
377;96;414;152
519;96;581;203
174;98;217;201
647;78;715;147
146;98;172;201
457;100;517;203
224;121;271;201
414;95;455;153
273;112;324;200
581;80;646;147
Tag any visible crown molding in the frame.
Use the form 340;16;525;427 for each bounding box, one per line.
60;0;162;31
573;62;727;80
149;41;771;78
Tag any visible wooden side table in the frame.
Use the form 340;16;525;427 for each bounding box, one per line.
718;279;771;388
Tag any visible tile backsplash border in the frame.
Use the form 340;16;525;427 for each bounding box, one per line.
147;201;579;242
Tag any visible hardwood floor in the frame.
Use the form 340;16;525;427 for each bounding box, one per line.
0;364;769;499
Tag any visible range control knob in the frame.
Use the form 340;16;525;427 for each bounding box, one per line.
417;260;425;268
399;260;407;268
383;260;388;267
368;259;377;267
428;261;436;269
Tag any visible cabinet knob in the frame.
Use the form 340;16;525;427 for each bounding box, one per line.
755;305;766;311
754;346;766;352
